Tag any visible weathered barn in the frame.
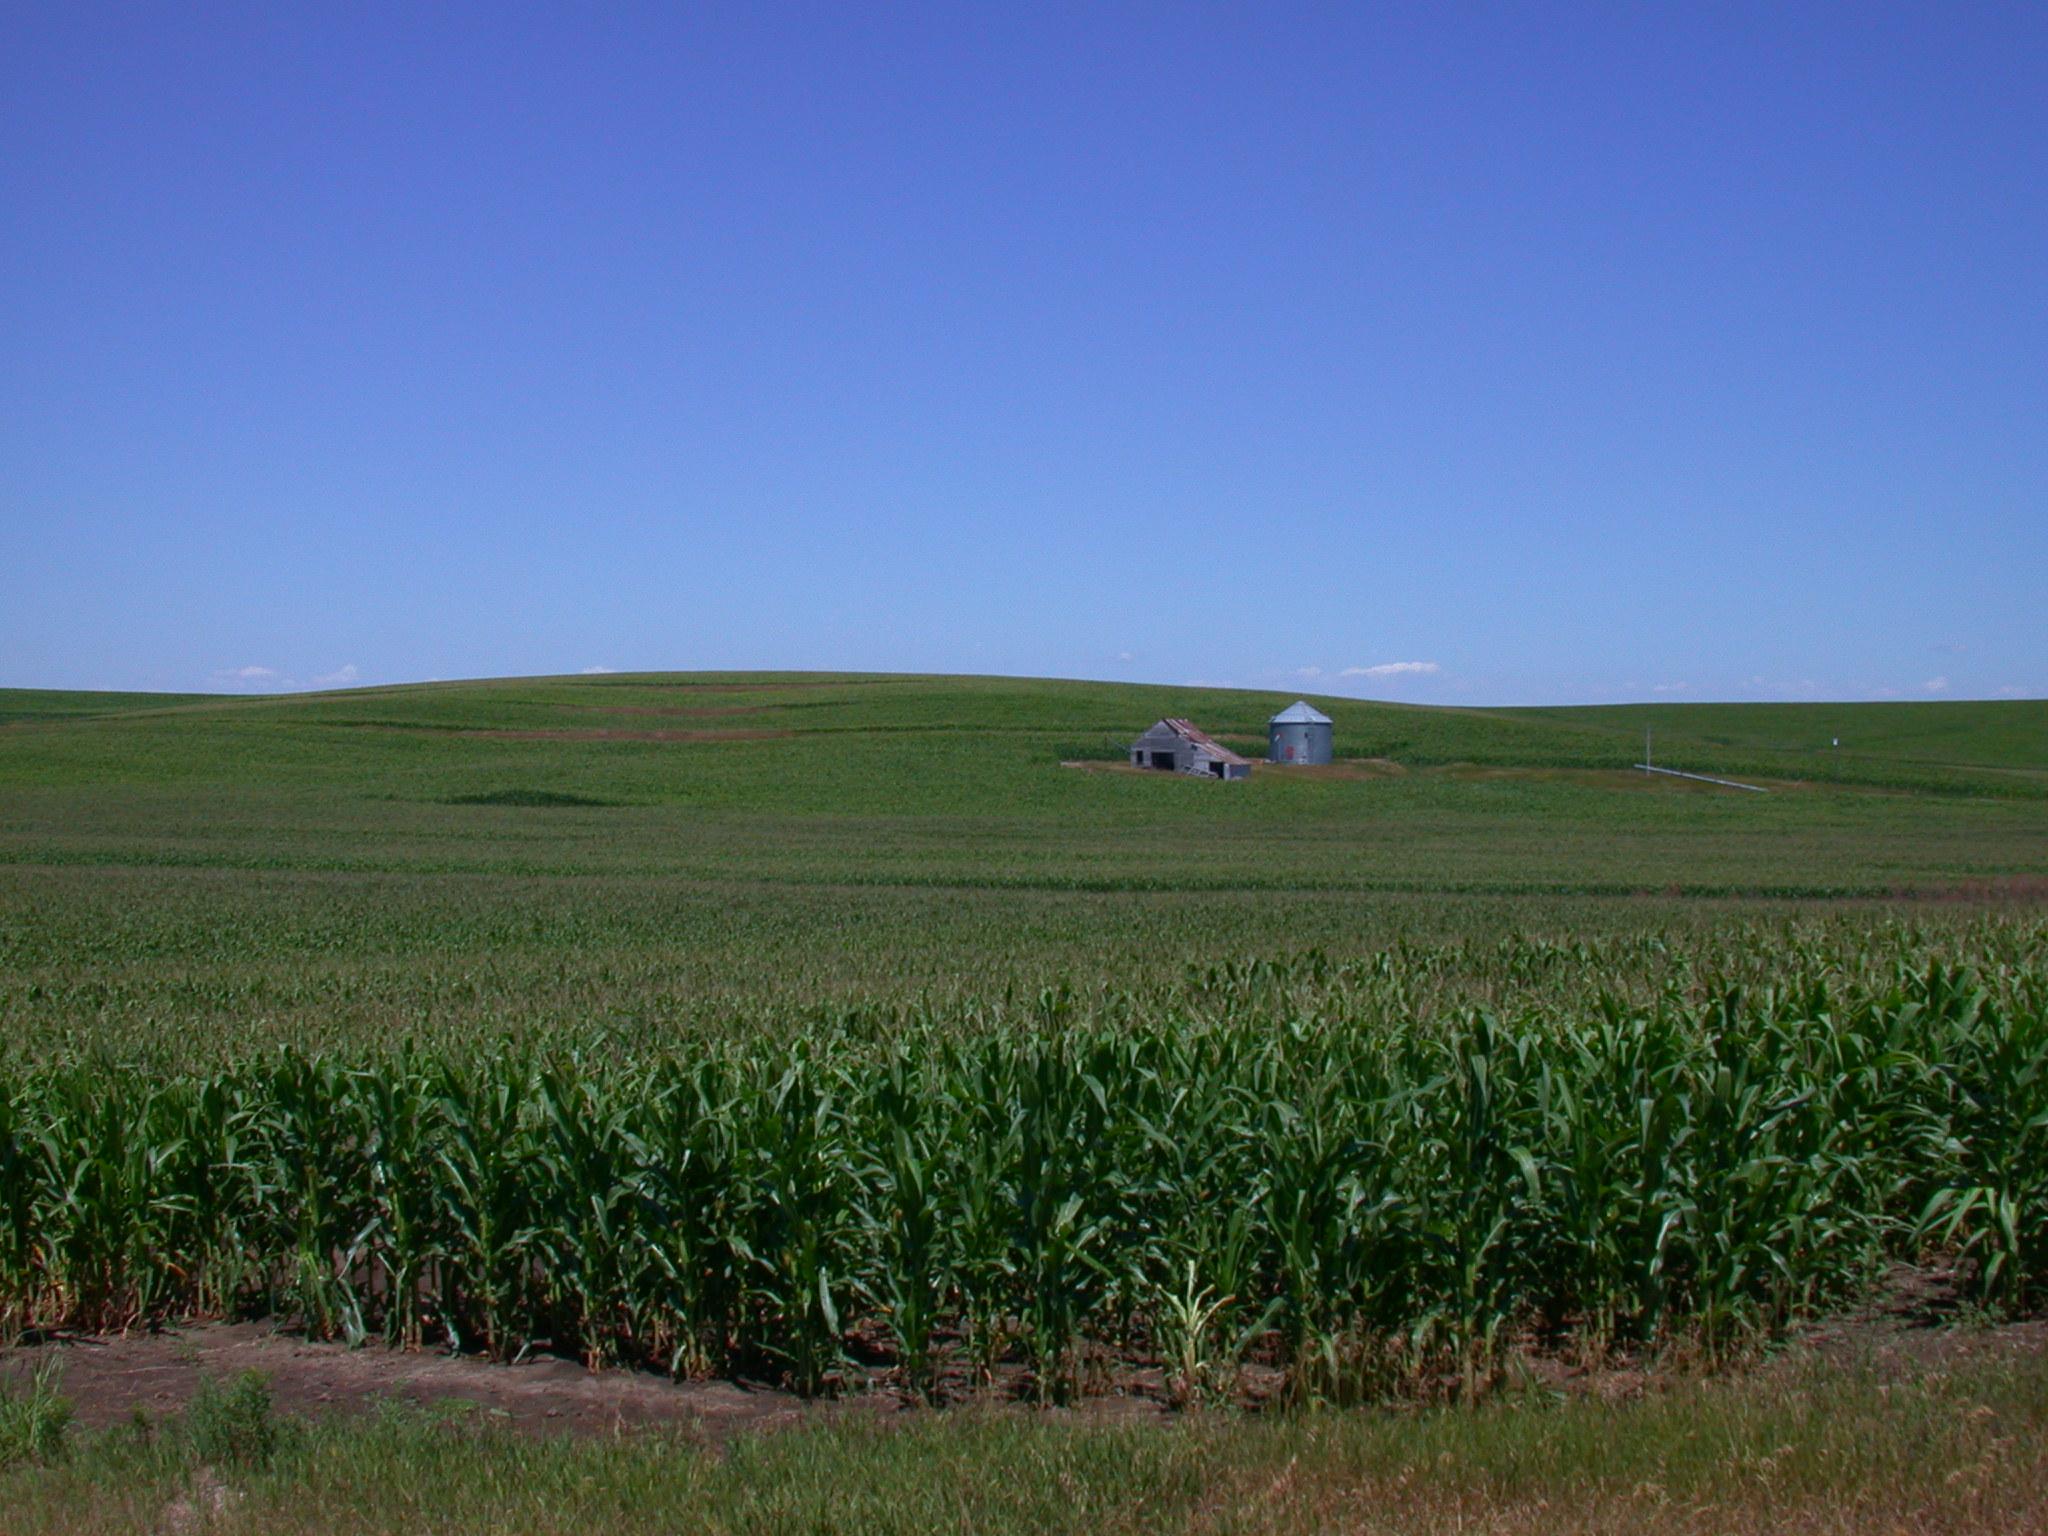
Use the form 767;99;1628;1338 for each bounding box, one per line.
1267;700;1334;764
1129;718;1254;780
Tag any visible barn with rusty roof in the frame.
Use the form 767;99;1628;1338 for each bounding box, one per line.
1128;718;1254;780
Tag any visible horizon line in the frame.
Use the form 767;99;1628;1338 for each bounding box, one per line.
3;668;2041;712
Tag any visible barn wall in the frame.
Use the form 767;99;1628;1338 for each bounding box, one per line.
1131;723;1189;772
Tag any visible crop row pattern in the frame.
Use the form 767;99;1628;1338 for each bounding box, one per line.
1;963;2042;1401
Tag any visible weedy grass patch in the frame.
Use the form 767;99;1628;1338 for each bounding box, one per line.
0;1358;71;1467
0;1342;2043;1534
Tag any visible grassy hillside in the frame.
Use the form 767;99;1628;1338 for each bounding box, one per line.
0;674;2043;886
5;671;2040;793
0;688;214;727
1532;698;2048;790
0;671;2043;1062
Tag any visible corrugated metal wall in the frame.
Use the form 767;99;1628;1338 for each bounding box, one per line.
1267;720;1334;764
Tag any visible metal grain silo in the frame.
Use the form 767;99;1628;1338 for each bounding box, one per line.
1267;701;1334;764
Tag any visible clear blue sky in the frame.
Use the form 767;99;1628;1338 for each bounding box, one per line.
5;3;2043;705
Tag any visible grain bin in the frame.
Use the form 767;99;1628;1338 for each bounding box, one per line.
1267;701;1333;764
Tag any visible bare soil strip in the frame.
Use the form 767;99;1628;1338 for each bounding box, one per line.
457;728;792;743
0;1325;838;1442
7;1276;2039;1444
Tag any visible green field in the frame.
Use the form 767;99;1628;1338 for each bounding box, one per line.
2;673;2046;1527
2;672;2044;1059
1;672;2044;1036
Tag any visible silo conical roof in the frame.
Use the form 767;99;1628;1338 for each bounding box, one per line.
1269;700;1333;725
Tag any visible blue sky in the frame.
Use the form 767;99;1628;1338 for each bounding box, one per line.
5;3;2043;705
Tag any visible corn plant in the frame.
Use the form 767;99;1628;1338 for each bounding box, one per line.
854;1049;954;1400
433;1059;539;1360
0;956;2041;1402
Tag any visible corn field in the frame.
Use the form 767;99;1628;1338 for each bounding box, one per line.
1;959;2043;1402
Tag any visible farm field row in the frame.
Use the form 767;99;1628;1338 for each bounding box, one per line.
2;862;2042;1062
0;673;2044;1423
3;673;2045;1066
6;954;2044;1406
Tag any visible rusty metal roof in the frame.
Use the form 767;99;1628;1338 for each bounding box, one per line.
1160;718;1253;766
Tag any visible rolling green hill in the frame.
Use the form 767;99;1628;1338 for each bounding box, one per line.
1531;698;2048;787
0;687;215;727
2;672;2043;1060
1;675;2044;886
3;672;2042;791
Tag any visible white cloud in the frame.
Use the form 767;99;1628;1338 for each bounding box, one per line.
311;664;361;688
212;665;282;689
1997;685;2027;698
1922;676;1950;694
580;665;617;675
1115;651;1135;664
1651;681;1689;694
1294;665;1323;679
1341;661;1440;679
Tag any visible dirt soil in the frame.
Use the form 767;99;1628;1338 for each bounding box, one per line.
0;1329;1174;1443
1790;1262;2048;1371
4;1268;2038;1442
459;728;791;743
0;1325;859;1443
548;704;770;720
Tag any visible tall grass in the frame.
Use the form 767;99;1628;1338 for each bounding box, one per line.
5;1349;2047;1535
